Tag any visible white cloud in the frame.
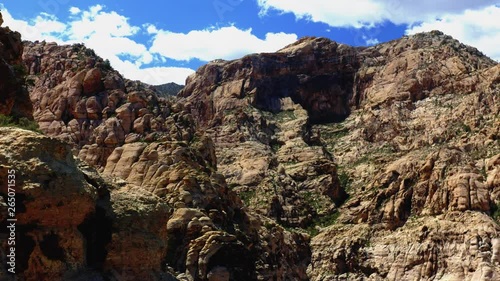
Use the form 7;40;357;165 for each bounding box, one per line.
406;5;500;61
0;8;66;42
69;7;81;15
362;36;379;46
256;1;500;60
150;25;297;61
68;6;140;39
258;0;383;28
257;0;499;28
1;5;297;84
145;24;159;35
1;5;194;84
112;62;195;86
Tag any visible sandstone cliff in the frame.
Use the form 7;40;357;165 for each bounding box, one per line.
1;7;499;280
179;32;500;280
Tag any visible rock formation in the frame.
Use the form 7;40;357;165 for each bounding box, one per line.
1;7;499;280
0;16;32;119
1;11;310;280
22;41;197;168
179;32;500;280
0;128;96;281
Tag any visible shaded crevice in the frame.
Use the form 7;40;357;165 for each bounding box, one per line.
78;201;113;270
40;232;65;261
207;244;255;281
1;224;37;274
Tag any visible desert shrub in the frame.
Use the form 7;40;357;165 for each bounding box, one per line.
0;114;41;133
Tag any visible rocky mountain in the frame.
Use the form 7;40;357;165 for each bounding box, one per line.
1;13;309;281
154;82;184;97
179;33;500;280
1;9;500;281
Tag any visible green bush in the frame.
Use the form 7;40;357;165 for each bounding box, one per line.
305;211;340;236
0;114;41;133
338;170;352;191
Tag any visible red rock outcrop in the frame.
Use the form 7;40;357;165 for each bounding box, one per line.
307;33;500;280
23;41;195;168
0;15;32;119
179;38;356;228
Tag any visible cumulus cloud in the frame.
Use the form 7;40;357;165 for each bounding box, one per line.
0;5;194;84
257;0;500;60
68;5;140;39
1;5;298;84
150;25;297;61
257;0;499;27
406;5;500;61
69;7;81;15
145;24;159;35
258;0;383;28
362;36;379;46
0;8;66;42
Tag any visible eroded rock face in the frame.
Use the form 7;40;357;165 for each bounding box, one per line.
180;32;500;280
180;37;357;125
100;135;311;280
0;128;96;281
352;31;495;108
0;13;32;119
180;38;350;228
307;32;500;280
308;212;500;281
23;42;195;167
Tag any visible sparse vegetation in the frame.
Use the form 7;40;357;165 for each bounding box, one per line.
304;211;340;236
303;191;322;211
338;170;352;192
352;144;396;166
459;122;471;134
320;123;348;143
102;59;113;71
270;141;282;152
0;114;41;133
239;189;255;206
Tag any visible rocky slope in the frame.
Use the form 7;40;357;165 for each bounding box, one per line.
1;11;309;281
1;7;499;280
308;33;500;280
154;82;184;97
179;32;500;280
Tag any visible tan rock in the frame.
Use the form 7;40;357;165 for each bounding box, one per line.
308;212;500;281
83;68;103;95
104;186;170;280
0;128;96;280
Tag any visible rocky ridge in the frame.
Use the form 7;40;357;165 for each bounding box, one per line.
0;7;499;280
179;32;500;280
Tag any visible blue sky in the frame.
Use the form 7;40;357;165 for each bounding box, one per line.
1;1;499;85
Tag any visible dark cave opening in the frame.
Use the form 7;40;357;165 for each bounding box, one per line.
207;244;255;281
78;204;113;270
39;232;65;261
